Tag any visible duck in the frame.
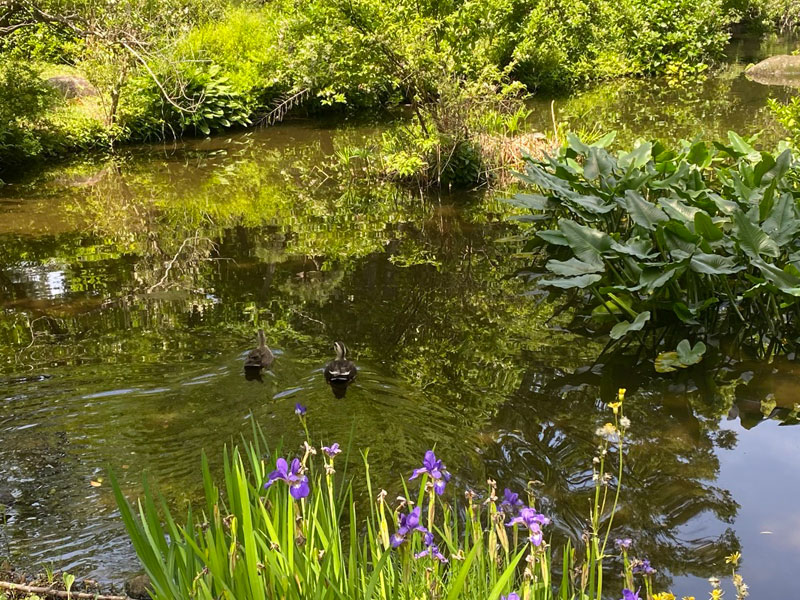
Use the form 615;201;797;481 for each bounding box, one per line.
244;329;274;370
323;341;357;384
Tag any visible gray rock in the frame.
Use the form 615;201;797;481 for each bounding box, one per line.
124;573;152;599
45;75;98;98
0;488;14;507
745;55;800;88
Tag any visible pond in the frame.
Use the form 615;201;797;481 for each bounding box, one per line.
1;35;799;599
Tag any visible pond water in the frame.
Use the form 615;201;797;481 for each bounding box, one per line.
1;35;800;598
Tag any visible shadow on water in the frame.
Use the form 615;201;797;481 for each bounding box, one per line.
1;34;800;597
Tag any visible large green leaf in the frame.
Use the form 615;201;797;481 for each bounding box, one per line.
609;311;650;340
727;131;760;161
762;193;800;247
751;256;800;293
660;196;700;223
546;257;604;276
693;211;723;242
558;218;613;262
618;141;652;170
636;264;682;292
732;210;780;259
583;147;615;180
564;192;616;215
689;253;744;275
506;193;551;211
620;190;669;230
610;237;656;260
541;273;602;289
536;229;569;246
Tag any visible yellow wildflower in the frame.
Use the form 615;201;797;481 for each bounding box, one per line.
609;401;622;414
710;589;724;600
618;388;626;401
725;551;741;566
682;597;696;600
653;593;676;600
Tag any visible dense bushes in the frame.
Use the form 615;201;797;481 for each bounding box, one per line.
506;132;800;360
0;62;56;161
0;0;784;172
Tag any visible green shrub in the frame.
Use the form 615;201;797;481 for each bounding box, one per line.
0;61;58;165
626;0;733;79
769;95;800;144
513;0;734;92
122;64;252;140
178;6;290;108
505;131;800;359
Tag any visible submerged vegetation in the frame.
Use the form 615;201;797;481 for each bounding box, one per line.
113;394;746;600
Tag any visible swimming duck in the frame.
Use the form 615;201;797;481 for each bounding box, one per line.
324;341;357;384
244;329;274;370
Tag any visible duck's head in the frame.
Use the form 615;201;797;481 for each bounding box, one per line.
257;328;266;346
333;341;347;360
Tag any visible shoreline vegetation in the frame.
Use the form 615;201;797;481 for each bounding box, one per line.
96;394;745;600
0;393;747;600
1;0;799;185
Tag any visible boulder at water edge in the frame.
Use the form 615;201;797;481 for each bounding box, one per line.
745;54;800;88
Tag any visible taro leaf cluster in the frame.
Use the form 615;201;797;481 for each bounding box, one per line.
506;131;800;359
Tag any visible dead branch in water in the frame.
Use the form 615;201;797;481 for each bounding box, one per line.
0;580;130;600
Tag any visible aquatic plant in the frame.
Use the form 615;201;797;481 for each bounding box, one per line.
112;392;747;600
505;132;800;360
113;394;636;600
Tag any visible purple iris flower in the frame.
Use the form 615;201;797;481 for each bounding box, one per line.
409;450;451;495
500;488;524;513
413;530;448;562
615;538;632;551
506;507;550;546
264;457;310;500
631;559;655;575
414;544;448;563
501;594;520;600
322;443;341;458
620;589;640;600
390;506;428;548
295;403;307;416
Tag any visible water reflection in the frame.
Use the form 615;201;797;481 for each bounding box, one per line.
0;45;799;597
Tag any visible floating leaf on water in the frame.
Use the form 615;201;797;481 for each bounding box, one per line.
90;480;102;487
655;351;681;373
676;339;706;366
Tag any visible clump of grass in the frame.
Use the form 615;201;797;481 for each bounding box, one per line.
112;390;747;600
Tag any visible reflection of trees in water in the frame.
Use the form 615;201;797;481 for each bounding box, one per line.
0;137;787;585
480;359;740;590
